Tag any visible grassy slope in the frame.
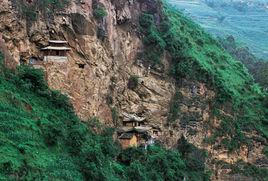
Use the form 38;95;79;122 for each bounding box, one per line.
164;5;254;99
0;57;84;179
218;36;268;89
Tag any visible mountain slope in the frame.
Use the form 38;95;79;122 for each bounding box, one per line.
219;36;268;89
140;1;268;179
0;0;267;180
142;1;267;146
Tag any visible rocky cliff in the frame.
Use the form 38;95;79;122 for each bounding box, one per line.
0;0;267;180
0;0;169;122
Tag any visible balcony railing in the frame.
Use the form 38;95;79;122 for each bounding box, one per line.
44;56;68;63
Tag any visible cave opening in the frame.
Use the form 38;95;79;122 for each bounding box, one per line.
78;63;85;69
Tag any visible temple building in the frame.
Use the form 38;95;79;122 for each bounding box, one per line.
117;113;159;149
41;40;71;63
118;132;138;149
122;113;146;127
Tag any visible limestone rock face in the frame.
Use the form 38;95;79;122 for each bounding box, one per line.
0;0;266;180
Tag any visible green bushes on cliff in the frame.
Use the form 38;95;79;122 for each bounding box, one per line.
128;75;139;90
219;36;268;89
119;146;210;181
93;5;107;19
40;0;70;9
176;136;209;178
13;0;70;22
230;160;268;180
139;13;166;65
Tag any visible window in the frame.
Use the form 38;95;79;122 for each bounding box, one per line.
28;57;37;65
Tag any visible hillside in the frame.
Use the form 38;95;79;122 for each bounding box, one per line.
0;0;267;180
219;36;268;89
0;54;209;180
168;0;268;59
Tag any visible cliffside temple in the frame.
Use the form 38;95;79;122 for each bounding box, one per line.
117;113;158;149
41;40;71;62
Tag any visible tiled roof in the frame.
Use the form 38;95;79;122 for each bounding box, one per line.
119;133;135;139
41;46;71;51
49;40;68;44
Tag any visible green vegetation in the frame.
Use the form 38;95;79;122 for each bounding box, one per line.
2;0;267;179
120;146;210;181
23;9;38;21
139;13;166;65
92;3;107;41
0;52;208;180
128;75;139;90
37;0;70;10
139;1;267;151
13;0;70;22
93;5;108;20
263;146;268;157
219;36;268;89
230;160;268;180
177;136;210;178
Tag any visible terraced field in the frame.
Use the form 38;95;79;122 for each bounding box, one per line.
168;0;268;59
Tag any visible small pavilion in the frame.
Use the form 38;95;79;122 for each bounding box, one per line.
122;113;146;127
41;40;71;62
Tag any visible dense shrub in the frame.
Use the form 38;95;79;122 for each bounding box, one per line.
42;123;62;146
16;65;48;93
264;96;268;109
128;75;139;90
13;0;70;22
120;146;210;181
263;146;268;157
49;90;74;112
23;9;38;21
139;13;154;28
230;160;268;180
219;36;268;89
139;13;166;65
177;136;207;172
93;5;107;19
